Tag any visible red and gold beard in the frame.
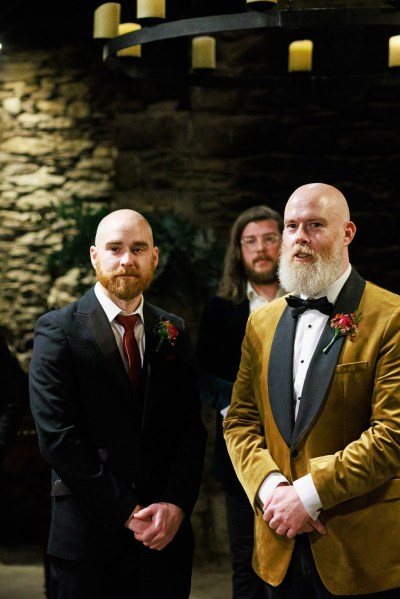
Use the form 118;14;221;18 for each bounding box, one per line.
95;258;156;301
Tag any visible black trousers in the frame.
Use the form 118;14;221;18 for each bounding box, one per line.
224;477;265;599
49;524;194;599
262;534;400;599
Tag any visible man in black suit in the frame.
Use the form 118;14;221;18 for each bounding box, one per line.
29;209;206;599
196;205;284;599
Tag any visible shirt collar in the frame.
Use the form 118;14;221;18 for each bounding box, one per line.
246;281;286;302
94;281;145;323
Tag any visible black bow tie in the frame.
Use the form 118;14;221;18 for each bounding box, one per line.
286;295;334;317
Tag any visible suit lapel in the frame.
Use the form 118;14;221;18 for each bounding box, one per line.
291;268;366;449
141;302;163;427
74;289;133;399
268;306;297;447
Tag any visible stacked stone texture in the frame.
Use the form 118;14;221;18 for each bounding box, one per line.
0;50;114;366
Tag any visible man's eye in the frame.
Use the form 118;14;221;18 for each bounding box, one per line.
132;247;145;254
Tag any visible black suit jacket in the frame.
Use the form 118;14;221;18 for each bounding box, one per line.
196;296;249;483
29;289;206;560
0;334;28;463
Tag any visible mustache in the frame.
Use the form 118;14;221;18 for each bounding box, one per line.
113;268;140;277
286;245;316;258
253;254;274;264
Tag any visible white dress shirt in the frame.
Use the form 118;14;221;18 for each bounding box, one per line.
94;282;146;369
258;265;352;519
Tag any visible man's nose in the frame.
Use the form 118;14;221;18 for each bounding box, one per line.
120;250;135;265
294;224;310;245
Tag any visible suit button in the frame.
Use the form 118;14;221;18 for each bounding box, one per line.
292;449;299;458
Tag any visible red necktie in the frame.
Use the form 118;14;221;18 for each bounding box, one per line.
115;314;141;386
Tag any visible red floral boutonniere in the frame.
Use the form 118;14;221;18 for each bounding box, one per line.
323;311;362;355
154;320;178;352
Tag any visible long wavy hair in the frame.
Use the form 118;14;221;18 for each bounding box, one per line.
218;205;283;303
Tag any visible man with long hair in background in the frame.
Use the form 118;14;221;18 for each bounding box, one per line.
197;204;284;599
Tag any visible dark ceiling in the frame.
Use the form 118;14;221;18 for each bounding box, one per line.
0;1;245;48
0;0;101;48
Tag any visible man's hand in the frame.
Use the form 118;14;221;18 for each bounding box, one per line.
127;502;185;550
263;485;326;539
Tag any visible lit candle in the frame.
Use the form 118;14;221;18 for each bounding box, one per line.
288;40;313;72
192;36;216;70
389;35;400;68
246;0;278;6
93;3;121;39
117;23;142;57
137;0;166;19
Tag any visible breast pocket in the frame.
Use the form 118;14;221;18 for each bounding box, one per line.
335;361;369;374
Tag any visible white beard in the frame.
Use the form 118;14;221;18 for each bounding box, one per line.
278;239;344;297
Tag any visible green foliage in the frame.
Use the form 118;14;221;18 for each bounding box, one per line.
147;212;224;300
47;201;224;301
47;201;109;280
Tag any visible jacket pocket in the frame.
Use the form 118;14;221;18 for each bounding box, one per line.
335;361;368;374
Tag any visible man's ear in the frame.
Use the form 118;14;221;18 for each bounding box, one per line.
344;221;356;247
89;245;97;269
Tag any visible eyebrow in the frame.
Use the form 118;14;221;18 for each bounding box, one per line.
105;240;150;248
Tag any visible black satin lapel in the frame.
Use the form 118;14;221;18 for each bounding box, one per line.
268;306;296;447
291;268;366;449
291;327;346;449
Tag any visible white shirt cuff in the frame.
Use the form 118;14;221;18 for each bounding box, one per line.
293;474;322;521
258;472;289;508
220;406;229;419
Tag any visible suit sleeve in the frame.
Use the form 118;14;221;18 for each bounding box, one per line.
223;315;282;509
29;312;138;530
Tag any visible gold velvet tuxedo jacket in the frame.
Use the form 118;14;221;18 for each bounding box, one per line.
223;269;400;595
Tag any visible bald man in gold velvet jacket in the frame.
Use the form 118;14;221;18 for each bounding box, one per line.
223;183;400;598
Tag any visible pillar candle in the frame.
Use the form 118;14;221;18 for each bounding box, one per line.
389;35;400;68
117;23;142;57
93;3;121;39
192;36;216;70
137;0;166;19
288;40;313;72
246;0;278;5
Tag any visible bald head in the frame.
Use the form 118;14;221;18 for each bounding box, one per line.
285;183;350;224
95;209;153;247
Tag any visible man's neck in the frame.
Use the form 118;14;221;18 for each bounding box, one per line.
250;281;280;302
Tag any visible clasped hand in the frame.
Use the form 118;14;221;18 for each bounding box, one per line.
263;485;327;539
126;502;184;551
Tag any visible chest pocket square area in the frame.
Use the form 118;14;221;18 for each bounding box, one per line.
335;361;368;374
